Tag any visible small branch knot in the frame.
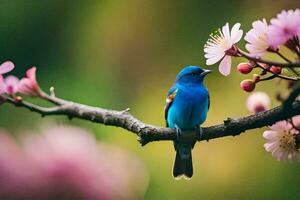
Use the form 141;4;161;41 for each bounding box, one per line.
224;117;234;125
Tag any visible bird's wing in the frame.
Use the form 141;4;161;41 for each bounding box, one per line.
164;86;178;127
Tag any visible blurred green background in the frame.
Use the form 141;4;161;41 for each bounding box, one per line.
0;0;300;199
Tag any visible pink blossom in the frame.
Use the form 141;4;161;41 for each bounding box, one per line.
0;125;149;200
18;67;41;96
263;120;300;161
3;75;19;95
246;92;270;113
245;19;270;56
0;131;40;199
0;61;14;75
204;23;243;76
268;9;300;48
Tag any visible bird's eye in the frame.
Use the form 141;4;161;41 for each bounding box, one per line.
192;72;197;76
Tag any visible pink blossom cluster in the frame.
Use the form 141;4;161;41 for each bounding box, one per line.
0;125;149;200
204;9;300;162
204;9;300;86
246;91;300;161
238;9;300;92
0;61;41;97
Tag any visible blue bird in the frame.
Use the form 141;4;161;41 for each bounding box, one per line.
165;66;211;179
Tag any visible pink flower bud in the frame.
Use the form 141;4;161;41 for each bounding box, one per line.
246;92;270;113
237;63;253;74
270;66;282;74
240;79;256;92
18;67;41;96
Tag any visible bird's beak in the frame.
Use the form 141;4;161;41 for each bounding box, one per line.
201;69;212;76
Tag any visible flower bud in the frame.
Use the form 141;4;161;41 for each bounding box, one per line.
240;79;256;92
18;67;42;97
270;66;282;74
237;63;253;74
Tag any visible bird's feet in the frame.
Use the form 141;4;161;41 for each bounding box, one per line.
196;125;203;139
175;125;182;141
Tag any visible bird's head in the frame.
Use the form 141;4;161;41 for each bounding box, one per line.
175;66;211;85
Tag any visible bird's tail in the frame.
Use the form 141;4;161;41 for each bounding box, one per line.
173;142;193;179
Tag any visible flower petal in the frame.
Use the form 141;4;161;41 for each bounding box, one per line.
0;61;14;75
230;23;243;43
3;76;19;95
222;23;231;41
264;142;277;152
218;55;231;76
206;54;224;65
4;76;19;86
263;130;277;140
18;78;33;94
26;67;36;81
292;115;300;129
271;120;292;132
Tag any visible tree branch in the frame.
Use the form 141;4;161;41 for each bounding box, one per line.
2;94;300;146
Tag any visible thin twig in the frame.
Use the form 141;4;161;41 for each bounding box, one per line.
275;51;300;76
237;49;300;68
259;74;277;82
255;64;300;81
